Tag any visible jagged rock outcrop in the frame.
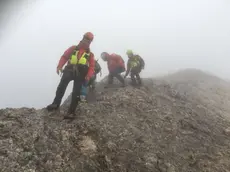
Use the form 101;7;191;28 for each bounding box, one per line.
1;69;230;172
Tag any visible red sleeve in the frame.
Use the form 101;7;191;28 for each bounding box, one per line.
57;45;76;68
86;53;95;79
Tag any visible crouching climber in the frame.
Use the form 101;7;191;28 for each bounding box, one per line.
101;52;126;88
124;50;145;87
46;32;95;118
80;59;102;102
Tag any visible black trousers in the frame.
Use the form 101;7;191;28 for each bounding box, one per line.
52;65;88;113
108;67;125;84
130;66;142;85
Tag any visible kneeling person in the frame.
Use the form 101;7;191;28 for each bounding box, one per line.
101;52;126;87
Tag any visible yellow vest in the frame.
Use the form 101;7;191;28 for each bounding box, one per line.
69;50;91;66
130;55;140;68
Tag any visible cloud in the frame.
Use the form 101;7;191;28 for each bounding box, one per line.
0;0;229;108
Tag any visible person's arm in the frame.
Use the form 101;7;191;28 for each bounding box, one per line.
57;45;76;69
86;53;95;80
124;60;131;78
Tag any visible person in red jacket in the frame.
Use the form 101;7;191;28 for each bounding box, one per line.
46;32;95;119
101;52;126;87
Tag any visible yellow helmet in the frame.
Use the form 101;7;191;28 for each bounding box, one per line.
126;49;133;55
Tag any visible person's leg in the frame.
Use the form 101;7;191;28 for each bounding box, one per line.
108;73;114;84
131;66;141;86
112;67;125;86
47;70;72;111
136;73;142;86
80;74;94;100
86;75;97;103
66;65;88;116
130;72;137;86
80;82;87;102
67;76;82;114
91;74;96;90
104;73;114;88
136;66;142;86
114;74;125;86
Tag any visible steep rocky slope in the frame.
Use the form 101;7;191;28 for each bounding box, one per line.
158;68;230;120
1;69;230;172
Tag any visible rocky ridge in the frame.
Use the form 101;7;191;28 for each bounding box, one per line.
1;69;230;172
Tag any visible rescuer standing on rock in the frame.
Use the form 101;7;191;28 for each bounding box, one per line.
124;50;145;87
46;32;95;118
101;52;126;87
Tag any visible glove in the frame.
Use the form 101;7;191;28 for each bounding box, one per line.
85;75;90;82
56;67;63;75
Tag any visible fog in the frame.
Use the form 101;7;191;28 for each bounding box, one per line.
0;0;229;108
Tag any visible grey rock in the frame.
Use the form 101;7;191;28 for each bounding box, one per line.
1;69;230;172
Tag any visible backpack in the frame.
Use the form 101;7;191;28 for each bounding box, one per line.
94;60;101;74
112;53;125;64
135;55;145;68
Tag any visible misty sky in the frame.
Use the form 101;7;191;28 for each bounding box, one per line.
0;0;229;109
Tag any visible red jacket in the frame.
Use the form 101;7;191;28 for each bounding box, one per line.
107;53;125;72
57;41;95;79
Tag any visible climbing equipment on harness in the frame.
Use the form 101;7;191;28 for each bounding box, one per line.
130;55;141;68
70;50;90;65
69;49;91;77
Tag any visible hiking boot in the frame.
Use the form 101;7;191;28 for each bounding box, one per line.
63;112;76;119
80;95;86;102
135;85;141;89
136;81;142;88
104;84;111;89
46;104;59;111
130;82;137;87
121;82;126;87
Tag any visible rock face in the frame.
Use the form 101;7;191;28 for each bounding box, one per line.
1;69;230;172
159;68;230;120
